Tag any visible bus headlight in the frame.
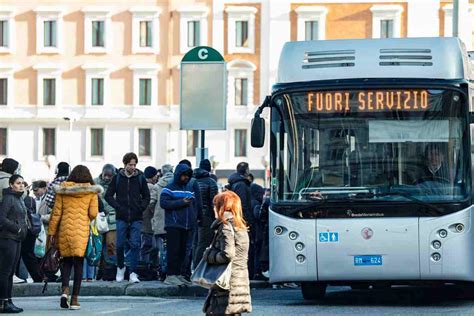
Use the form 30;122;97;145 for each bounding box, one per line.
431;253;441;262
432;240;441;249
455;223;465;233
289;231;299;240
438;229;448;238
274;226;284;235
295;242;305;251
296;255;306;263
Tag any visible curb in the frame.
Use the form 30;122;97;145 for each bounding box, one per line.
13;280;270;298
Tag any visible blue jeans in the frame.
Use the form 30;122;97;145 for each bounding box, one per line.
154;234;167;275
116;220;142;274
82;261;95;279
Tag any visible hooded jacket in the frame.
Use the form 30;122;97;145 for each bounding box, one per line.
160;164;199;230
48;182;102;257
94;175;117;230
105;169;151;223
194;168;218;218
228;173;253;225
152;171;174;235
0;188;28;242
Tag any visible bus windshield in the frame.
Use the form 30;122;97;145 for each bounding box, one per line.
270;88;469;203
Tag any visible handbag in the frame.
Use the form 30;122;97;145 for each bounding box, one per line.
191;224;235;290
40;243;61;276
86;223;103;266
93;212;109;234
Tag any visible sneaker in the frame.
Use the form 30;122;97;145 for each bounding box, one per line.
26;277;34;284
70;296;80;310
60;294;70;309
178;275;193;286
129;272;140;283
164;275;184;286
12;275;26;284
116;267;126;282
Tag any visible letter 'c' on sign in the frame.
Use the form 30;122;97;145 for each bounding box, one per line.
198;48;208;60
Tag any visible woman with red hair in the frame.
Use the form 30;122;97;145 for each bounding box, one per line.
202;191;252;315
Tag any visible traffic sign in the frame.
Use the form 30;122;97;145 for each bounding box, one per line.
180;46;227;131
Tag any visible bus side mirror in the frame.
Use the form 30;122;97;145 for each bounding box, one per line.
251;116;265;148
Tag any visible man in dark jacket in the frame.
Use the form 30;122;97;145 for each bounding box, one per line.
160;163;197;286
105;153;150;284
192;159;218;267
227;162;255;278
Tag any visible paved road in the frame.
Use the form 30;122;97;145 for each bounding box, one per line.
15;285;474;315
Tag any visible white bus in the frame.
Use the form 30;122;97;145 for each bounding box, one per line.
251;38;474;300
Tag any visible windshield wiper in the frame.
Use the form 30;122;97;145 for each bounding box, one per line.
353;192;443;215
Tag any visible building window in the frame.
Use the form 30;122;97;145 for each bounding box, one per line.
139;21;152;47
43;20;56;47
370;5;403;39
90;128;103;156
0;21;8;47
305;21;319;41
92;21;104;47
91;78;104;105
139;128;151;156
187;130;198;157
187;21;200;47
235;129;247;157
43;128;55;156
380;19;394;38
234;78;248;106
0;128;6;156
235;21;248;48
43;79;56;106
139;79;151;106
0;79;7;105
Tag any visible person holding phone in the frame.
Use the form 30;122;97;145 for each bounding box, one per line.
159;163;198;286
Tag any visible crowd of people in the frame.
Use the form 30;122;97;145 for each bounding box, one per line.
0;153;270;314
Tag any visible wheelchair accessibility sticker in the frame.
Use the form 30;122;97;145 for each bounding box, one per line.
319;232;339;243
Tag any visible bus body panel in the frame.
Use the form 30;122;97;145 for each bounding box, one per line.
419;206;474;281
269;207;474;283
269;209;318;283
316;218;420;281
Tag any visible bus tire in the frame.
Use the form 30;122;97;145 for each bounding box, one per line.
301;282;327;300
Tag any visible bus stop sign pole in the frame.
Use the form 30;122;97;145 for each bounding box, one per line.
180;46;227;166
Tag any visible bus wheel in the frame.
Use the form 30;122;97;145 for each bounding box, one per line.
351;284;370;290
301;282;327;300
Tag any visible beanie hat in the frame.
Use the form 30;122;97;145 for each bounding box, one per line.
199;159;212;172
2;158;19;175
179;159;192;168
56;162;70;176
161;164;173;175
144;166;158;179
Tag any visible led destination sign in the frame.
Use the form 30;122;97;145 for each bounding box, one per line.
307;90;429;113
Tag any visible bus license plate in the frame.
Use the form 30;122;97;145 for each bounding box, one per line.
354;255;383;266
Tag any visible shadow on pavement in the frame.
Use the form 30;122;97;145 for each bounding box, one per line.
289;285;474;307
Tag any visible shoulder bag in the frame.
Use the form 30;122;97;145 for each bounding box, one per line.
191;223;234;290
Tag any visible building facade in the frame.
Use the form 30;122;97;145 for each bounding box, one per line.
0;0;473;182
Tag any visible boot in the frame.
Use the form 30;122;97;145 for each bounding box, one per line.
60;286;70;309
70;296;80;310
7;300;23;313
0;299;22;313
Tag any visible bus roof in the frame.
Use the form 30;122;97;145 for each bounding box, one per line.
277;37;472;84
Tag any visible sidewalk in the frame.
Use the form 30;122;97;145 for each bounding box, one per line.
13;280;271;298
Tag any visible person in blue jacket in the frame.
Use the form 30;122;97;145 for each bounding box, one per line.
160;163;201;286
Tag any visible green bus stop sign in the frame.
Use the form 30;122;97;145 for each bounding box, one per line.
182;46;225;62
180;46;227;131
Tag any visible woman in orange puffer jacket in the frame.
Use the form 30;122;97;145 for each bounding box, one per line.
48;165;102;310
